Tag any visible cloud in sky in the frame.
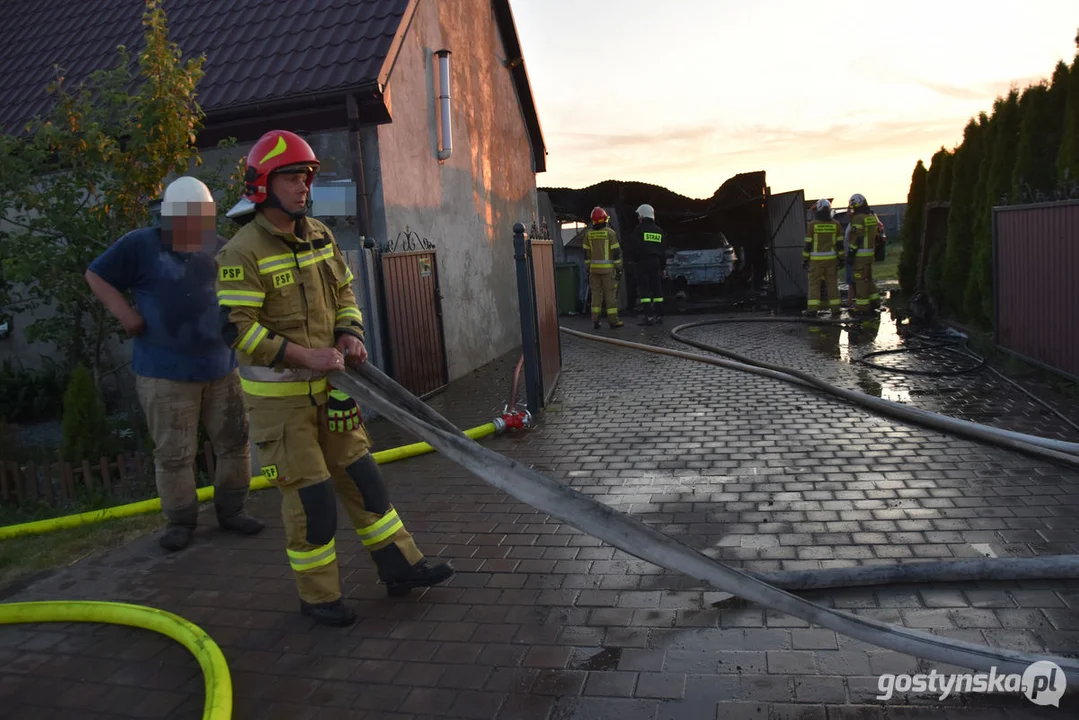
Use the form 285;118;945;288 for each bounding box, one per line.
509;0;1079;202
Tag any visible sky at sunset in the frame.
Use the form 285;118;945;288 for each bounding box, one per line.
509;0;1079;205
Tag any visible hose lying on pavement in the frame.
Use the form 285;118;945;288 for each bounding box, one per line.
331;362;1079;688
0;600;231;720
559;322;1079;469
0;421;507;541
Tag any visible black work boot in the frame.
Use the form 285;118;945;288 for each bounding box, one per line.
372;545;455;597
159;502;198;552
638;316;654;326
300;599;357;627
593;319;601;330
385;559;455;597
214;488;265;536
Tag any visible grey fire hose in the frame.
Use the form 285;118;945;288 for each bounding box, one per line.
559;322;1079;469
329;363;1079;687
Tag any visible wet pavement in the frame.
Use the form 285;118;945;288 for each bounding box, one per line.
2;306;1079;720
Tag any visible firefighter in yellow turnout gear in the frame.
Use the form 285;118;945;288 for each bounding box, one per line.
216;130;453;627
584;206;624;329
846;193;881;313
803;198;842;316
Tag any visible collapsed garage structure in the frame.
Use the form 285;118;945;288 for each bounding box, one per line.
538;171;811;313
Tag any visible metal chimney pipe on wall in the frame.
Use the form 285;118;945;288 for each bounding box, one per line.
435;49;452;161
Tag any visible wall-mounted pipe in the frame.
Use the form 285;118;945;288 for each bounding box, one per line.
435;49;452;161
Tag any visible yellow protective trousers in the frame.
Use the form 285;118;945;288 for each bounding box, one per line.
249;402;424;604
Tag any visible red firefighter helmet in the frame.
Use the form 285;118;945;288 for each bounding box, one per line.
590;206;609;224
242;130;320;205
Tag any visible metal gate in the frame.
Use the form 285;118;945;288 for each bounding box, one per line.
530;239;562;403
377;250;449;398
767;189;808;305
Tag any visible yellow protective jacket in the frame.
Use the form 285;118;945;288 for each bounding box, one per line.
848;211;880;257
583;225;622;275
803;219;842;261
214;213;365;408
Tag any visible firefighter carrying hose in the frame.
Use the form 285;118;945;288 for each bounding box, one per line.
583;206;624;329
846;193;881;313
216;130;453;627
802;198;843;317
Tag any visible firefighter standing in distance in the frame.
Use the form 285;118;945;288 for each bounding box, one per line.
628;203;666;325
846;193;881;314
802;198;843;317
584;206;624;329
215;130;453;627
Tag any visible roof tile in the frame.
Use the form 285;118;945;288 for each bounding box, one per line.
0;0;410;134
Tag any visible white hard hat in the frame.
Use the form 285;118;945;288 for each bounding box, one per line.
814;198;831;212
226;197;257;219
636;203;655;219
849;193;867;208
161;176;214;216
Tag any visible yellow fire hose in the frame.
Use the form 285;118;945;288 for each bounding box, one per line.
0;420;510;720
0;422;498;541
0;601;232;720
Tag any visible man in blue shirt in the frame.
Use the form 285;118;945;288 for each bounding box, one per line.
85;176;263;551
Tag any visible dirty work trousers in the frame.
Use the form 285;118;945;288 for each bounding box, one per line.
589;270;620;325
248;401;425;604
851;253;878;311
806;258;841;311
135;369;251;525
637;256;664;318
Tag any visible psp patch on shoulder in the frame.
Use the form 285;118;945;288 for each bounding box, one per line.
219;266;245;281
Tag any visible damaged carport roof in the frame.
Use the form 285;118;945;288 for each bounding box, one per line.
540;171;767;225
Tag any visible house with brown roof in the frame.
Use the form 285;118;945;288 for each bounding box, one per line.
1;0;546;395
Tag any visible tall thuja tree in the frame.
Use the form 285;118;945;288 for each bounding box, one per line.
923;147;954;298
964;103;1002;327
898;159;928;293
965;88;1023;327
926;147;954;203
1011;66;1067;202
1056;42;1079;185
940;115;987;314
0;0;211;374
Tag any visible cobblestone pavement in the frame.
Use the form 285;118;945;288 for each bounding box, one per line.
2;309;1079;720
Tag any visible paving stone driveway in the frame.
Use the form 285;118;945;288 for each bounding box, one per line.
2;310;1078;720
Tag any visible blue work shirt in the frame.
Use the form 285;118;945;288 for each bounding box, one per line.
89;227;236;382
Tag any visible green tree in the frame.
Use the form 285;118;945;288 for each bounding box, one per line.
939;116;988;313
898;160;928;293
1056;49;1079;184
926;147;954;203
923;147;954;298
0;0;240;375
964;89;1022;327
1011;67;1067;202
963;107;999;327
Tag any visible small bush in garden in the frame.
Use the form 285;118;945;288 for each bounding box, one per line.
60;364;109;462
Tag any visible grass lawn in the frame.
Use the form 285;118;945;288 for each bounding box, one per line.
0;510;165;594
873;241;901;284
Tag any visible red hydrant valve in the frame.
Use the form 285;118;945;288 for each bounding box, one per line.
494;410;532;433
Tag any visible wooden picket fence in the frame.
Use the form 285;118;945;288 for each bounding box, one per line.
0;441;220;508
